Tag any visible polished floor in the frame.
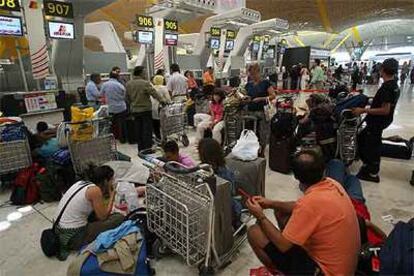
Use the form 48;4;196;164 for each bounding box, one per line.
0;84;413;276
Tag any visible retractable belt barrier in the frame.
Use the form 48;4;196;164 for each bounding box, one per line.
273;88;329;93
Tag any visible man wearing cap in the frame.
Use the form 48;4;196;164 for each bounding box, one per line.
352;58;400;182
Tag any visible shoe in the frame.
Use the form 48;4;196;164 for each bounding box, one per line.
357;171;380;183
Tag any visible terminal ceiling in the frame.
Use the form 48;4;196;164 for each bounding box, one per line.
86;0;414;49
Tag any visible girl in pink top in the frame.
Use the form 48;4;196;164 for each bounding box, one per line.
194;89;225;145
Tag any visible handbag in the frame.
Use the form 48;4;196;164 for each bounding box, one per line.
263;97;276;122
40;182;89;257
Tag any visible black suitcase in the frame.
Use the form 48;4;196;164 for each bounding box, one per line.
381;137;413;160
126;117;139;144
269;135;295;174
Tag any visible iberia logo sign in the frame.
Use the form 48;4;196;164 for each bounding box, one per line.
54;25;71;37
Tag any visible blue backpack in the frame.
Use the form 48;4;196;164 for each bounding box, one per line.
379;218;414;275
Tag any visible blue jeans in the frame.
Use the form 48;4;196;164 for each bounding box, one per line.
326;159;365;203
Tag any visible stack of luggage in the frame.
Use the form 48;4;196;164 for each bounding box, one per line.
269;97;297;174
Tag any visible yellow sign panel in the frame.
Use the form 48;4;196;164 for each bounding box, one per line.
137;15;154;28
44;1;74;18
164;19;178;32
0;0;20;11
226;30;236;40
210;27;221;37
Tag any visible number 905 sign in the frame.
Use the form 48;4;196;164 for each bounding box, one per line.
164;19;178;32
0;0;21;11
44;0;74;18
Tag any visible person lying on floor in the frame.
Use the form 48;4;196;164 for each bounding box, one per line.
54;165;124;261
246;149;360;275
162;140;195;168
326;159;387;246
198;138;243;230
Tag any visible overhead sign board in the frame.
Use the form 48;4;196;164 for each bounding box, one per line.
226;30;236;40
165;33;178;46
48;21;75;39
164;19;178;32
0;15;23;37
0;0;21;12
44;0;74;18
253;35;262;43
136;15;154;28
210;38;220;49
210;27;221;37
137;30;153;44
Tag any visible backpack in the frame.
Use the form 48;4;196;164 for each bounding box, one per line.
379;218;414;275
10;164;42;205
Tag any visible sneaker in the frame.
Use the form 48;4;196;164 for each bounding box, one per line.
357;171;380;183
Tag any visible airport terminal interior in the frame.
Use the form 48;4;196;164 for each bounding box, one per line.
0;0;413;275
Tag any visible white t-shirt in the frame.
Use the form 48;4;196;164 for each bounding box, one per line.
55;181;96;229
151;85;171;120
167;72;188;99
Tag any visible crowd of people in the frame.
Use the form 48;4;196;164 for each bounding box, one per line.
66;57;404;275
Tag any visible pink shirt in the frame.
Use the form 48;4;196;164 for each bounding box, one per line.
210;102;224;123
178;153;196;168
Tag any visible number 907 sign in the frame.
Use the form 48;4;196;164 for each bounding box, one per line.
44;0;74;18
0;0;20;11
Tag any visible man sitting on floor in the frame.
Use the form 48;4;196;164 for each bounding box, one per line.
246;150;360;275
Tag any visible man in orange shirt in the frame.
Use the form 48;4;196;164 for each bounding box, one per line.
246;150;360;275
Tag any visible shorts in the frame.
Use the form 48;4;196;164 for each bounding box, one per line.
264;243;319;275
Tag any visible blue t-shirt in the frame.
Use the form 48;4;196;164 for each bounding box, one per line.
245;80;271;111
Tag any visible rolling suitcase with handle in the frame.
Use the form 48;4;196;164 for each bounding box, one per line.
269;135;295;174
225;154;266;196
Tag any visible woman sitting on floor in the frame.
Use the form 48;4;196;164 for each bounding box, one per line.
198;138;242;229
54;165;124;261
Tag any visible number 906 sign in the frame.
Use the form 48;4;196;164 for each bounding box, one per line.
0;0;21;11
137;15;154;28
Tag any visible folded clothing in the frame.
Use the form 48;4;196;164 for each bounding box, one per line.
94;220;140;253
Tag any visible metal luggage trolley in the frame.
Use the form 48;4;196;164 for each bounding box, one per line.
337;110;361;165
139;151;251;275
159;102;190;147
0;122;32;176
65;118;117;175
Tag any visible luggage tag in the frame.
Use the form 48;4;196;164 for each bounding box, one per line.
370;247;381;272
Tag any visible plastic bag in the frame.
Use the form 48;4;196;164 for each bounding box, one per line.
112;182;139;216
231;130;260;161
93;105;109;118
56;122;68;147
264;98;276;122
70;106;94;141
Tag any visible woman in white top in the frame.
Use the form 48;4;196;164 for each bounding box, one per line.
54;165;123;260
300;66;310;90
151;75;171;140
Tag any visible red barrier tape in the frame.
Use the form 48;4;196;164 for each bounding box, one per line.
272;88;329;93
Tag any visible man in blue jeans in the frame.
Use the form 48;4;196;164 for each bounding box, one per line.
326;159;365;202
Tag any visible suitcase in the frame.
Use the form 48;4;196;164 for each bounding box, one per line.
381;137;413;160
225;154;266;197
214;176;234;256
269;135;295;174
126;117;139;144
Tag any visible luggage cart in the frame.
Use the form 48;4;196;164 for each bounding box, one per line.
337;109;360;165
65;118;117;175
0;122;32;175
159;102;189;147
139;151;252;275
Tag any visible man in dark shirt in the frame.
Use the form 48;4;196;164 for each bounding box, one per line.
352;58;400;183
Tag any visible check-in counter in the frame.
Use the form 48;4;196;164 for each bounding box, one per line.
0;90;65;131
